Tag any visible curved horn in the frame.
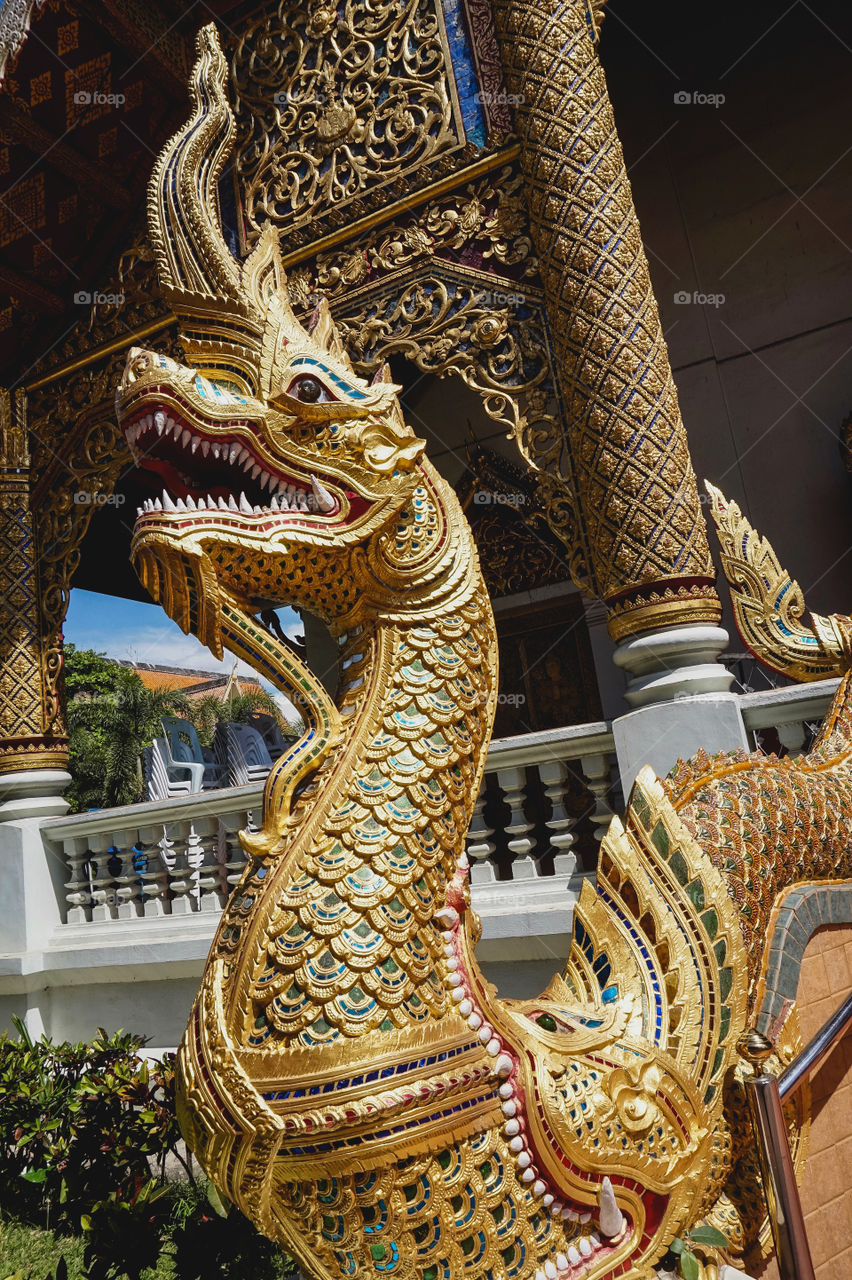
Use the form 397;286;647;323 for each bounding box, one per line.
149;23;240;303
705;480;852;679
148;23;263;386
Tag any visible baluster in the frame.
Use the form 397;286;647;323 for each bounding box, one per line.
113;827;144;919
581;752;615;842
776;720;807;756
192;818;222;913
537;758;576;857
137;824;170;916
64;837;93;924
497;766;534;869
466;779;495;867
87;833;119;922
167;821;195;915
220;809;249;893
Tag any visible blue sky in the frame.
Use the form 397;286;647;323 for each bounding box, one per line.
65;590;305;716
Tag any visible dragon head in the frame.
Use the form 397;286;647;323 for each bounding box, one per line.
115;26;432;664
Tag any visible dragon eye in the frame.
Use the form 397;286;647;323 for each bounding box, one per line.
289;375;325;403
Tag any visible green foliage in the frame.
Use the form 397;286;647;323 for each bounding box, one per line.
64;649;189;812
0;1022;293;1280
0;1219;83;1280
0;1018;178;1235
188;687;292;749
668;1225;730;1279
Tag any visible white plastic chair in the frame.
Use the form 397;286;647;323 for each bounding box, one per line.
142;737;195;801
160;717;225;793
224;722;273;787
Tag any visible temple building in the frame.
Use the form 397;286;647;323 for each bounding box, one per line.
1;2;851;1274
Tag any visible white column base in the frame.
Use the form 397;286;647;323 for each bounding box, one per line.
613;624;734;707
612;624;748;792
0;769;71;821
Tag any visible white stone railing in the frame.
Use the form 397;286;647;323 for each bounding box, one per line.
42;721;619;931
739;677;841;755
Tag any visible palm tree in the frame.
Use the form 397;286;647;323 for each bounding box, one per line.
101;669;191;808
67;668;190;810
189;687;293;749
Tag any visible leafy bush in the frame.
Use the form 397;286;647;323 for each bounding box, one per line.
0;1022;293;1280
64;647;190;812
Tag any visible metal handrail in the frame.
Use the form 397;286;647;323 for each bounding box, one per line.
778;989;852;1100
744;990;852;1280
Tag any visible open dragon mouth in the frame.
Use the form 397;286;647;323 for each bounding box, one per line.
122;399;347;522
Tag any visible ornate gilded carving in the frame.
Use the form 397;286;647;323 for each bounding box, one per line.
271;162;591;585
231;0;469;249
0;388;67;774
490;0;721;640
456;445;571;597
111;29;852;1278
706;481;852;680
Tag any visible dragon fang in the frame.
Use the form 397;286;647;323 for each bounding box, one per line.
116;25;852;1280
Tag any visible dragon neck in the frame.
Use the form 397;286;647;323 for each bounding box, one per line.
212;468;499;1055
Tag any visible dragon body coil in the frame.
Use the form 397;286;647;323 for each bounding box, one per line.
113;26;852;1280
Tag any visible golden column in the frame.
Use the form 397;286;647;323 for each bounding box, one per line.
0;390;69;811
491;0;722;644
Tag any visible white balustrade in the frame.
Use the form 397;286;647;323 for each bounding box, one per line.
739;678;840;757
42;679;842;931
43;785;262;927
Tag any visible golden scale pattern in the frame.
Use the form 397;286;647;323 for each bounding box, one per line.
101;22;852;1280
666;682;852;980
489;0;719;634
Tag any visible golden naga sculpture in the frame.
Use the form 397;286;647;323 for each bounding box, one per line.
114;27;852;1280
706;482;852;680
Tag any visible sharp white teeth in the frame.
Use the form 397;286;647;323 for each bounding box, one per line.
239;492;252;514
218;497;228;511
251;464;261;479
598;1177;624;1239
241;452;253;471
136;506;142;517
285;484;296;503
191;437;199;454
197;498;206;510
201;440;210;457
228;496;238;512
181;428;191;447
311;474;336;512
269;494;281;511
144;414;154;430
153;498;162;511
186;496;196;510
175;498;186;511
155;411;165;436
259;472;270;491
253;505;263;514
161;491;175;512
212;444;221;459
229;445;240;464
